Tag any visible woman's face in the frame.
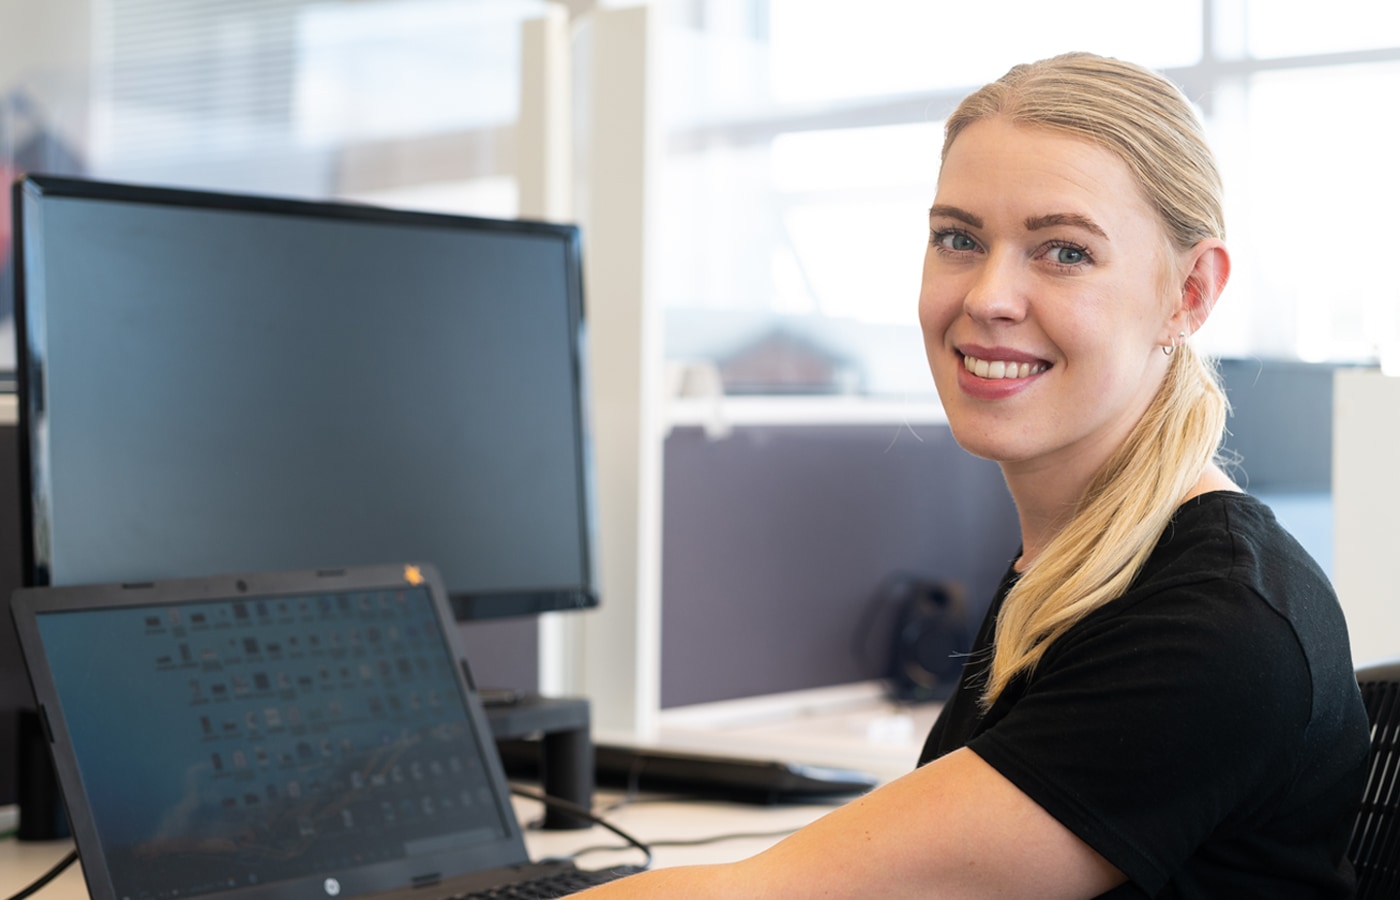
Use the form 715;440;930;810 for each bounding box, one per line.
918;117;1181;477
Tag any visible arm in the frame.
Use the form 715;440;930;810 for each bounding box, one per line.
577;747;1125;899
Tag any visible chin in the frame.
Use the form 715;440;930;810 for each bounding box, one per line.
943;421;1012;463
942;406;1050;464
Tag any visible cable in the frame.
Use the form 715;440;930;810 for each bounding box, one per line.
4;849;78;900
566;825;805;862
520;787;845;866
508;785;653;870
651;827;804;849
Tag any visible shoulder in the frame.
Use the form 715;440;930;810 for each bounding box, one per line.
1039;490;1360;745
1063;491;1340;668
1152;490;1329;596
1130;491;1348;670
1155;490;1365;735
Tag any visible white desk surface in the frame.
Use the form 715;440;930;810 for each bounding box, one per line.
2;683;939;900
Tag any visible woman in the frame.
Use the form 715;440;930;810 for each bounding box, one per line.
581;53;1369;898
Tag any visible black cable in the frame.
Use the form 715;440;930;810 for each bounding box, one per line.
566;825;804;862
5;849;78;900
508;785;653;870
650;827;804;849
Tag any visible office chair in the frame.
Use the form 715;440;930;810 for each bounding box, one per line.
1349;658;1400;899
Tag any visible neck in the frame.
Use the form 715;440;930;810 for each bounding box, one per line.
1004;470;1082;573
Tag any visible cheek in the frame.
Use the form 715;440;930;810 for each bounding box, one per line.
917;291;953;356
917;288;936;332
918;264;956;340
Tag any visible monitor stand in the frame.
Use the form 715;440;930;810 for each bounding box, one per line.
484;695;592;830
15;708;70;841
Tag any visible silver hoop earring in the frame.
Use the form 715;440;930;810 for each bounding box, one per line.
1162;330;1187;357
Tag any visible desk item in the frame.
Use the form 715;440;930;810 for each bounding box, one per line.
16;707;70;840
483;698;592;830
10;563;641;900
500;741;879;804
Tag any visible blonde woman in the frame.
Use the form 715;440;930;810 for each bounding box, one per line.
582;53;1369;899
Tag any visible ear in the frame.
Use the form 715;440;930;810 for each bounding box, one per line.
1167;238;1230;339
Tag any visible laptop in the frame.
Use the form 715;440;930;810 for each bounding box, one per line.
11;562;644;900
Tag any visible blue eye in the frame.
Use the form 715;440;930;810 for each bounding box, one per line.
1047;244;1088;266
932;229;978;252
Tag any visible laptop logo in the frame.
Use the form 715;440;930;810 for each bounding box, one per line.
404;565;424;585
324;878;341;896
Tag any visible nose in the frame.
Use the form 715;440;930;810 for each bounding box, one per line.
962;251;1029;324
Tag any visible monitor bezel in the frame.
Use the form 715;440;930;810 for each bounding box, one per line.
11;174;600;621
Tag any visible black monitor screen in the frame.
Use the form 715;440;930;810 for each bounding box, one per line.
13;175;597;620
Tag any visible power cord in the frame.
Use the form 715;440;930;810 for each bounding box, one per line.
565;825;805;863
518;786;843;867
4;849;78;900
508;785;653;870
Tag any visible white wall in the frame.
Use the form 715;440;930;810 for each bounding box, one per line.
524;4;665;740
1332;368;1400;666
569;4;665;739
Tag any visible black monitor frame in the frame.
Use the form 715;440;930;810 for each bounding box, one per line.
11;174;599;622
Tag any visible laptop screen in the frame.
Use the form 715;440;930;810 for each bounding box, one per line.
29;576;518;900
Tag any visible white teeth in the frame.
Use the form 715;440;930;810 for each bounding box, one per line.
963;355;1047;380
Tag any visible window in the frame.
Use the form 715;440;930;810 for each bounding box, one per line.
86;0;543;211
5;1;1399;384
1;0;547;374
656;0;1400;397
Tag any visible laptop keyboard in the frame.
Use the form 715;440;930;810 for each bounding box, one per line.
454;866;646;899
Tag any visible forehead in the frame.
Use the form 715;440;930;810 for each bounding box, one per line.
935;118;1156;229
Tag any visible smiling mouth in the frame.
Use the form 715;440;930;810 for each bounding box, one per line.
962;354;1049;380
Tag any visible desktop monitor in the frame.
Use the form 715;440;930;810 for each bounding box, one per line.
11;174;599;621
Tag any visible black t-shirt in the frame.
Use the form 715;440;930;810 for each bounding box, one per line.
919;492;1370;898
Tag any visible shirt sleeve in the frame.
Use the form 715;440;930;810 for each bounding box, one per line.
965;578;1312;894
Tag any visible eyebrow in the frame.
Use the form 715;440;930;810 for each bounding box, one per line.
928;204;982;228
928;205;1108;240
1024;212;1107;239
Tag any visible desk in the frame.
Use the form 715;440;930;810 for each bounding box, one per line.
0;792;841;900
1;835;85;899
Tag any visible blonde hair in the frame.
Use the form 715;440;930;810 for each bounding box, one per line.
943;54;1231;705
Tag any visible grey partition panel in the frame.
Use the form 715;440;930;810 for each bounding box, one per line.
1215;358;1339;577
660;423;1019;709
1217;358;1337;492
456;616;539;694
